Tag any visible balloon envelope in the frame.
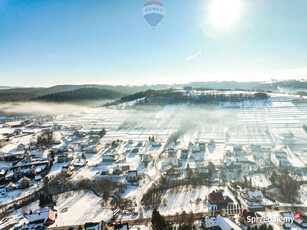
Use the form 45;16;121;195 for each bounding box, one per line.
142;1;165;28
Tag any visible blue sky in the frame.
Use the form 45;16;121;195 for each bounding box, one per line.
0;0;307;86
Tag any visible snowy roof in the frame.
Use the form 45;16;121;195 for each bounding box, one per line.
28;209;55;224
100;168;110;172
247;190;263;199
164;165;173;171
113;165;122;171
204;216;217;227
204;215;240;230
7;182;17;188
128;170;137;176
102;155;115;160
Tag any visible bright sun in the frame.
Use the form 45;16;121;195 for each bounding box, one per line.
209;0;242;28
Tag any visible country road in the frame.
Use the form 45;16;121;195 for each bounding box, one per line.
136;147;161;219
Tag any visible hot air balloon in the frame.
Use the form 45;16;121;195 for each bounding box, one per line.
142;1;165;29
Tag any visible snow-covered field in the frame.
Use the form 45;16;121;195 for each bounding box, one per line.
53;191;113;227
156;185;237;217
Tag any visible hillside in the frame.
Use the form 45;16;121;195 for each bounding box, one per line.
0;84;169;97
0;92;36;102
0;85;169;102
36;88;124;102
0;80;306;102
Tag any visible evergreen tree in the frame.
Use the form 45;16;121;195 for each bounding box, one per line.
98;128;106;137
152;208;167;230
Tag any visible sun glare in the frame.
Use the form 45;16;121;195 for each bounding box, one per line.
209;0;242;28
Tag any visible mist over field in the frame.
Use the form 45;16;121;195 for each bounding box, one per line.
0;101;90;116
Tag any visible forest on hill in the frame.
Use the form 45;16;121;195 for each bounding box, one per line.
36;88;124;102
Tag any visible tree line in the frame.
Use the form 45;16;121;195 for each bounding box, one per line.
36;88;123;102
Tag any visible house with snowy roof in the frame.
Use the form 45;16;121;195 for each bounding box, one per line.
17;143;26;150
61;165;72;176
208;190;234;209
202;215;241;230
241;190;263;202
113;165;123;175
6;181;18;192
168;148;176;157
180;149;189;159
27;208;56;226
102;153;117;162
84;144;103;154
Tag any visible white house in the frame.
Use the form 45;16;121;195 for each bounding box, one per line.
202;215;241;230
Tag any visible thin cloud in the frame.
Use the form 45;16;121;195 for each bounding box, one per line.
185;49;202;62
